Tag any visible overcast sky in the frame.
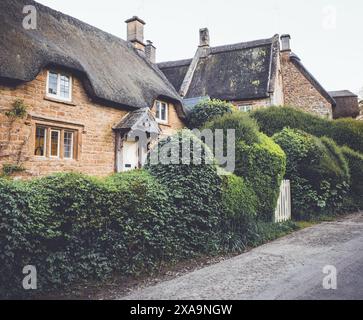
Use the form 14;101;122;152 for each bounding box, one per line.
37;0;362;95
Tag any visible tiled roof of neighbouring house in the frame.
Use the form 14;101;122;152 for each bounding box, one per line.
0;0;182;112
329;90;358;98
158;35;280;101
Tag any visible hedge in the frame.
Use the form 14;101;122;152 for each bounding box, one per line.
273;128;351;219
187;99;235;129
0;129;298;298
341;147;363;210
146;130;223;256
204;113;286;221
0;171;173;298
204;111;261;146
235;134;286;221
252;106;363;153
220;174;258;251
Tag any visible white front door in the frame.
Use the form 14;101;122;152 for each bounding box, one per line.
122;140;139;171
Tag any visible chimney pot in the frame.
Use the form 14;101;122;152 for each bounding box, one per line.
199;28;210;47
145;40;156;63
125;16;146;51
280;34;291;52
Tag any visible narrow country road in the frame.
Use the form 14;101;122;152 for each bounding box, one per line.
119;213;363;300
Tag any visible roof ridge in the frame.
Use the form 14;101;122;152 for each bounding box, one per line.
158;59;193;69
158;36;278;67
210;35;278;54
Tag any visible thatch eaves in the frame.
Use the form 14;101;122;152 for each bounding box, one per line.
0;0;182;112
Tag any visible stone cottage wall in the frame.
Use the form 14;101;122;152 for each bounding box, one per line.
0;69;184;177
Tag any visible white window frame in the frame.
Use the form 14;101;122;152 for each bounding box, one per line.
238;105;253;112
46;71;73;102
50;129;61;158
63;131;74;160
155;100;169;124
35;126;47;157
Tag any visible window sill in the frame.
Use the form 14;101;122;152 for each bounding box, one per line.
34;156;77;162
157;121;171;127
44;96;76;106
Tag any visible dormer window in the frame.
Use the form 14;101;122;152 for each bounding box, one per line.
46;71;72;102
155;100;168;124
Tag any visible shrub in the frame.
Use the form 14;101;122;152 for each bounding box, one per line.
341;147;363;210
220;174;258;251
204;111;261;146
235;134;286;221
103;170;173;275
0;171;174;298
2;163;25;176
27;173;112;287
5;99;28;119
247;220;299;247
146;130;223;257
252;106;363;153
187;99;235;129
0;178;51;298
273;128;350;219
204;112;286;221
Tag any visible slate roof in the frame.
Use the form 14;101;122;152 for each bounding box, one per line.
158;35;280;101
329;90;358;98
0;0;182;112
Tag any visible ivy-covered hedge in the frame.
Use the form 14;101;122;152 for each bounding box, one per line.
204;113;286;221
235;134;286;221
273;128;351;219
220;174;258;251
252;106;363;153
187;99;235;129
146;130;223;256
341;147;363;210
204;111;261;146
0;171;173;298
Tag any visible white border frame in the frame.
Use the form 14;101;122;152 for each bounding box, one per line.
46;70;73;102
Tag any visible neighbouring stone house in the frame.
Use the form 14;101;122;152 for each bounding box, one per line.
0;0;186;177
158;30;338;118
328;90;360;119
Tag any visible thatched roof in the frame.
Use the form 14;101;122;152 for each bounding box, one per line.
158;59;192;94
0;0;182;112
329;90;359;119
158;35;280;101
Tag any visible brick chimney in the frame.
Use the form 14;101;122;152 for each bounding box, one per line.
125;16;146;51
145;40;156;63
199;28;210;47
280;34;291;52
